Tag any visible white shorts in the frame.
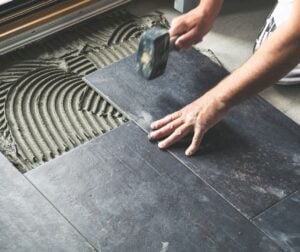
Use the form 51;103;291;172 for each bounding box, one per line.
254;0;300;85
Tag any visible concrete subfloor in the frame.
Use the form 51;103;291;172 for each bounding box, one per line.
128;0;300;125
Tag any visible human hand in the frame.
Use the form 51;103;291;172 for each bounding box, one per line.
170;7;215;49
148;94;228;156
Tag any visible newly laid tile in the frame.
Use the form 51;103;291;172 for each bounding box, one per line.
85;49;228;131
84;49;300;218
171;97;300;218
254;191;300;252
26;122;280;252
0;154;95;252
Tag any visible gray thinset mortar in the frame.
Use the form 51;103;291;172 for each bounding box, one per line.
0;10;169;173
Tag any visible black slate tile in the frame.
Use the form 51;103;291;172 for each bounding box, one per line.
85;49;227;131
83;48;300;218
0;153;95;252
26;122;280;252
253;191;300;252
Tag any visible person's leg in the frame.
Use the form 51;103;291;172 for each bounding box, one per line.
254;0;300;85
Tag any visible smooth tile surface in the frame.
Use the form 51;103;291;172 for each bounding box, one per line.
26;122;280;252
254;191;300;252
84;49;300;218
85;49;228;131
0;154;95;252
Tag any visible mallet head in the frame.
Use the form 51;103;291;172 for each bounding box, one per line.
136;27;171;80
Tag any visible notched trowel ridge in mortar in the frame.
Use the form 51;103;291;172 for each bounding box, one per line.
0;10;169;172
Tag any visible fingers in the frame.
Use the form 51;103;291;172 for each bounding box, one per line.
151;111;181;130
169;17;186;37
158;124;191;149
170;16;203;49
149;118;183;140
185;125;205;156
176;29;202;49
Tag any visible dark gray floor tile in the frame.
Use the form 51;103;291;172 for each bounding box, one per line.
83;49;300;218
85;49;227;131
254;191;300;252
26;122;280;252
0;154;95;252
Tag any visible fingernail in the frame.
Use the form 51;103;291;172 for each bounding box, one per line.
158;142;165;149
177;39;183;46
151;123;156;129
185;150;192;156
148;133;155;142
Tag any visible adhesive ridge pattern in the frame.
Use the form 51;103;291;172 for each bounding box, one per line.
0;10;168;172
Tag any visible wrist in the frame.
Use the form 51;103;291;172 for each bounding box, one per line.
197;90;230;113
194;6;213;24
196;0;223;22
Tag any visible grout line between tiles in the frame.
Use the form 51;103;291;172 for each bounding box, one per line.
131;121;281;249
22;120;283;251
250;190;299;221
22;173;100;252
249;190;298;252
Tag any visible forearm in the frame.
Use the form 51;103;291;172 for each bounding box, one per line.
196;0;224;22
150;1;300;155
207;18;300;108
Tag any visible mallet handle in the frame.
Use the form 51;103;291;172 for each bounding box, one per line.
169;35;179;51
